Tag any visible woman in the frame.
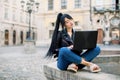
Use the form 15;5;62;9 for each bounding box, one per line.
46;13;101;73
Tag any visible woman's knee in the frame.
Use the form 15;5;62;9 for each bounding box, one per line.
60;47;67;51
59;47;68;55
94;46;101;55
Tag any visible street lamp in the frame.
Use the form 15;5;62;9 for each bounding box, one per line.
90;0;92;25
20;0;39;40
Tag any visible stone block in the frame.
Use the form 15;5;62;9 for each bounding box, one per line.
93;55;120;63
44;62;120;80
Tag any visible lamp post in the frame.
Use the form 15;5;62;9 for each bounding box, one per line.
21;0;39;40
90;0;92;25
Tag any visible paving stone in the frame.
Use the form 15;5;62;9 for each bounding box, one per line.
0;45;119;80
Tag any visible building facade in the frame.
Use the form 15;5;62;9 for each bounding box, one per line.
36;0;93;45
0;0;119;46
93;0;120;44
0;0;38;46
37;0;120;45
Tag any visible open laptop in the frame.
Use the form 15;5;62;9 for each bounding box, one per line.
72;30;98;52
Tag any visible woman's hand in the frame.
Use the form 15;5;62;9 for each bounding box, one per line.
67;45;73;49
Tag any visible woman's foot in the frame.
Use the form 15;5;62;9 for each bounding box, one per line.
67;63;78;73
88;63;101;73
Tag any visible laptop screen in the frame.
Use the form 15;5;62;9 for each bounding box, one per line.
73;31;98;51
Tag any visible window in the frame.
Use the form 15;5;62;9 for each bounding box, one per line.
51;22;55;27
12;12;15;21
75;21;78;26
4;0;8;2
95;0;104;10
49;30;54;38
12;0;16;5
96;0;103;6
61;0;67;9
32;15;36;25
4;8;9;20
20;12;23;23
26;13;29;24
48;0;53;10
12;10;16;21
112;0;115;4
32;32;36;40
74;0;81;8
115;0;119;10
111;0;116;10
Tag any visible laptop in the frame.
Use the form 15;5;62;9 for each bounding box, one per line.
72;30;98;52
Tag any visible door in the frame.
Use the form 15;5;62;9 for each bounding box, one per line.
4;30;9;45
97;28;104;44
13;30;16;45
20;31;23;44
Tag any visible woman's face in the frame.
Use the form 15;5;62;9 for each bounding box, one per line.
64;17;74;29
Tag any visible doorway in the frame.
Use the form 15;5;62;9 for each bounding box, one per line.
4;30;9;45
32;32;35;40
97;28;104;44
20;31;23;44
13;30;16;45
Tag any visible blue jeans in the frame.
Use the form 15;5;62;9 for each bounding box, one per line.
57;46;101;70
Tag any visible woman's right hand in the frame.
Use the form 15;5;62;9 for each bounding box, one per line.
67;45;73;49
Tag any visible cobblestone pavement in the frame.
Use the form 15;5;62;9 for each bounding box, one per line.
0;46;56;80
0;45;119;80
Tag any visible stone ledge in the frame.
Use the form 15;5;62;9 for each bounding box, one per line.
44;62;120;80
93;55;120;63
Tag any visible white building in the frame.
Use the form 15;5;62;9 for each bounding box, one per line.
36;0;120;45
0;0;38;46
0;0;119;46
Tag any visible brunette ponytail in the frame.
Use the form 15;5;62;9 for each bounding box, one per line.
45;13;63;57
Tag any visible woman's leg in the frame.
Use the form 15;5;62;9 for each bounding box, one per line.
57;47;82;70
77;46;101;69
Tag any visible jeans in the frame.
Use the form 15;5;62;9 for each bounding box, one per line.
57;46;101;70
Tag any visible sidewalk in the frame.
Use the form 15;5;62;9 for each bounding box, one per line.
0;45;119;80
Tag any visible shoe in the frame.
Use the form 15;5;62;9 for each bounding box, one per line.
88;63;101;73
67;63;78;73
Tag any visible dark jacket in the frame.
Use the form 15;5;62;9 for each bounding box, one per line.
54;28;82;57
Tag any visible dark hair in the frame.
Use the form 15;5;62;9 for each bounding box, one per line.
45;13;73;57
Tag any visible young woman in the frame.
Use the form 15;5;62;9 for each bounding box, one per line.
46;13;101;73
